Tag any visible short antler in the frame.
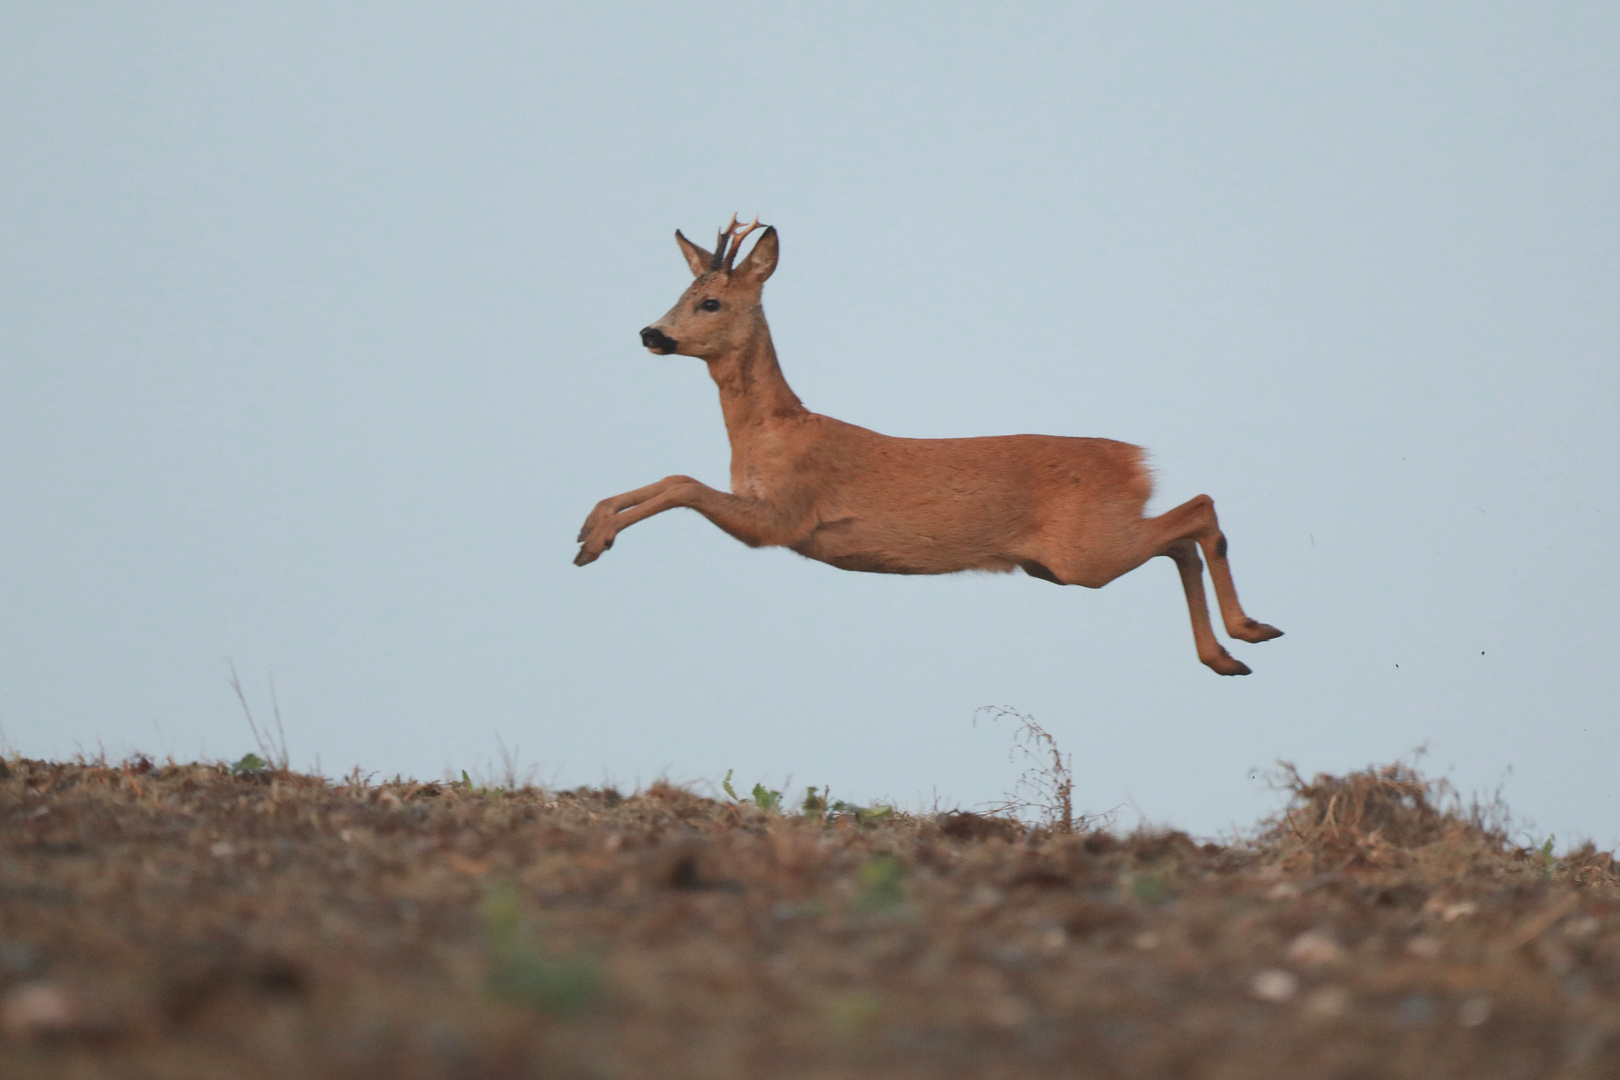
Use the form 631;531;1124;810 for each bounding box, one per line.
709;215;735;271
722;215;763;271
709;214;763;272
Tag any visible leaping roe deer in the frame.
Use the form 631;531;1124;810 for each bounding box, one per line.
576;217;1283;675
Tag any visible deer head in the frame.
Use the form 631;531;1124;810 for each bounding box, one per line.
640;216;779;359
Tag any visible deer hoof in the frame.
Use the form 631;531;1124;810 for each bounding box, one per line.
1206;651;1252;676
578;507;613;542
574;532;614;566
1232;619;1284;644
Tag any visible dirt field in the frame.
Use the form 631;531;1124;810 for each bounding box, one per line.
1;753;1617;1079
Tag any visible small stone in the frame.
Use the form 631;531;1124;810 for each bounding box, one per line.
1251;969;1299;1002
1265;882;1301;901
968;885;1002;910
209;840;235;858
828;990;881;1031
1396;994;1437;1025
1286;930;1345;968
1304;985;1351;1019
0;942;46;978
1458;996;1492;1027
423;1023;470;1065
2;982;76;1042
1406;935;1443;960
1133;931;1160;951
985;994;1033;1028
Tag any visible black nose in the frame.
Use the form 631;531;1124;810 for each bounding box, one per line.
640;326;677;354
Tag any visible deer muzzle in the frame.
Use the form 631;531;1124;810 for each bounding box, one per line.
640;326;678;354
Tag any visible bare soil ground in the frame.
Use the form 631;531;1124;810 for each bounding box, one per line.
1;755;1617;1079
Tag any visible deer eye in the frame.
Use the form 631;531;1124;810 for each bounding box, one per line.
699;298;721;312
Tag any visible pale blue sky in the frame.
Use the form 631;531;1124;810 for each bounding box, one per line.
2;4;1616;843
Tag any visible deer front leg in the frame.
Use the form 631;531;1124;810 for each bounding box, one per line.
577;475;696;542
574;477;800;566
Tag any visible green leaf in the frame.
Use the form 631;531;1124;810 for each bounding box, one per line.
488;951;598;1016
828;989;882;1031
1131;871;1173;905
855;804;894;827
231;753;267;775
851;855;906;913
801;786;827;816
480;884;598;1016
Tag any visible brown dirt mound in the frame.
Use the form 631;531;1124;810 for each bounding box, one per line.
1263;761;1506;861
0;757;1616;1079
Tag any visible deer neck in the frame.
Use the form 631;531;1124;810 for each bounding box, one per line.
706;317;806;442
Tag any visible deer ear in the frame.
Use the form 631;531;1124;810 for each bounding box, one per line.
734;226;778;285
674;230;714;278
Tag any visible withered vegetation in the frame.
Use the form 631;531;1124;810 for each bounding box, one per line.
1;755;1617;1079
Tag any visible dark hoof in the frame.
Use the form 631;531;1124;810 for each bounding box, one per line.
1207;652;1252;676
1235;619;1284;644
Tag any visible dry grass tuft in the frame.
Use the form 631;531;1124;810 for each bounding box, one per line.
1262;761;1506;864
1272;762;1457;848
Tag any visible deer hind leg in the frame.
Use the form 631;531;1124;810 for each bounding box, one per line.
1032;494;1280;674
1138;494;1281;675
1152;494;1284;645
575;477;796;566
1162;538;1251;676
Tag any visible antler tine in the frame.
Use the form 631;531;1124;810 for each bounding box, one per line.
721;215;763;271
709;213;740;272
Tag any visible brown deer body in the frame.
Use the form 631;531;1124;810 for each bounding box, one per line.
576;219;1282;675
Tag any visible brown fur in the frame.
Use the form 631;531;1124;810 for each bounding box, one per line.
577;221;1282;674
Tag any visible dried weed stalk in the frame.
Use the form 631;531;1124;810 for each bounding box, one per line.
228;661;290;772
494;734;539;791
975;706;1078;833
